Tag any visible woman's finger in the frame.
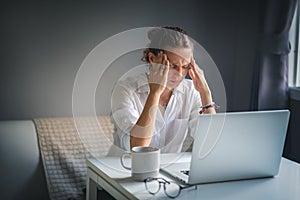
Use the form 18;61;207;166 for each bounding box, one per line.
190;57;205;76
188;57;196;79
150;51;162;72
162;54;169;75
191;57;200;72
162;54;169;66
189;67;195;80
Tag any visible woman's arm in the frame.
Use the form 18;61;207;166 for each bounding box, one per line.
189;58;216;114
130;52;169;148
130;91;160;147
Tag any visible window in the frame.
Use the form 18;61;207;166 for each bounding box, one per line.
289;2;300;87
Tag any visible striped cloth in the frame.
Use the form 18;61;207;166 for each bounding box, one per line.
34;116;114;200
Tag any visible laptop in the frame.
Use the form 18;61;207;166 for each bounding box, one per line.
160;110;290;185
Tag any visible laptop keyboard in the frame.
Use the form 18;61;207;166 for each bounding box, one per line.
180;170;189;176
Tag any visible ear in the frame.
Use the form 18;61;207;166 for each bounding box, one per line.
148;52;157;64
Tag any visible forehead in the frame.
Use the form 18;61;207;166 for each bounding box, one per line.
164;47;193;64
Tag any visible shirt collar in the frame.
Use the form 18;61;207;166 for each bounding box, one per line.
174;81;185;94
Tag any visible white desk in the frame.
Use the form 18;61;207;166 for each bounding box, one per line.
86;153;300;200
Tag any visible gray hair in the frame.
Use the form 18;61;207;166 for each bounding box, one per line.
142;26;194;63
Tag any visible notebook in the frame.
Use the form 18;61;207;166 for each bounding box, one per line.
160;110;290;185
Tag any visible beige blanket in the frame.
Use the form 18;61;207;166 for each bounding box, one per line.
34;116;114;200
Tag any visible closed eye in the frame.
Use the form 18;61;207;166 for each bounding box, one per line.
169;63;191;70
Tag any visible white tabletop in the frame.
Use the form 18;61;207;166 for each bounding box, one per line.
87;153;300;200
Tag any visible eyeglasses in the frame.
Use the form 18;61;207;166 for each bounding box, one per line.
144;177;197;198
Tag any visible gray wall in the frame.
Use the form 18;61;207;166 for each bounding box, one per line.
0;0;259;120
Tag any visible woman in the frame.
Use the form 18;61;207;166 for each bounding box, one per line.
111;26;217;153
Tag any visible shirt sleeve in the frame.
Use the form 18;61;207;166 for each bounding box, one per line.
188;85;202;139
111;81;139;151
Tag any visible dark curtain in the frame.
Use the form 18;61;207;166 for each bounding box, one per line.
251;0;297;110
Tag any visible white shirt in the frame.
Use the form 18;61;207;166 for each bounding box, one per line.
111;73;201;153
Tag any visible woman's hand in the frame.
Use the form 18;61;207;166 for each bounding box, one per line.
148;52;169;95
189;57;215;114
188;58;210;93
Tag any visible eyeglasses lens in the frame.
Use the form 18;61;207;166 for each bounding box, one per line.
164;181;181;198
145;179;160;194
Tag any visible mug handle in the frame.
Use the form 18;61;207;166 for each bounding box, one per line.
120;153;132;170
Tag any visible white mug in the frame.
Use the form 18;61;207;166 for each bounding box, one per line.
120;146;160;181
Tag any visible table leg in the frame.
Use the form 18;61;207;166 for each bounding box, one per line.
87;169;98;200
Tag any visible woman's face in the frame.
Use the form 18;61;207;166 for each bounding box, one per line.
164;48;193;89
